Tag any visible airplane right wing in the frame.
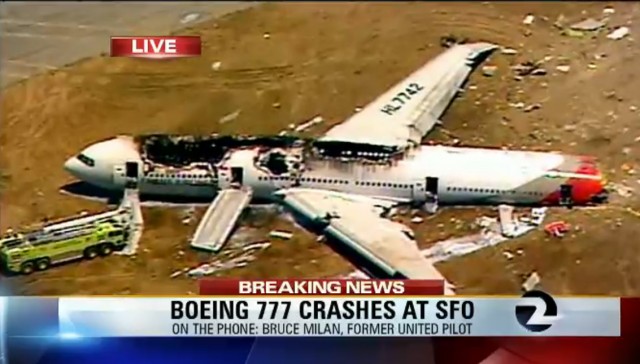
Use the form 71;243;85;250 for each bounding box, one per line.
317;42;497;151
275;188;455;294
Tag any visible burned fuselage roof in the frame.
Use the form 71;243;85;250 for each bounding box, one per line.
137;134;305;168
136;133;406;168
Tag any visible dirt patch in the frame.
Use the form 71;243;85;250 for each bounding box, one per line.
2;2;640;295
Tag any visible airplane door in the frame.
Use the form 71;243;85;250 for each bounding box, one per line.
125;161;140;188
425;177;439;196
231;167;243;185
560;184;573;206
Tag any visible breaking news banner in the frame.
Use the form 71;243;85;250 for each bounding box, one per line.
1;280;624;339
110;36;201;59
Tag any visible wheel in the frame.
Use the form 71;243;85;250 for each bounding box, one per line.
84;246;99;259
99;243;114;256
36;258;50;271
21;262;35;275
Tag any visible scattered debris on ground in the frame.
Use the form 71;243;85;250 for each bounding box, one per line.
269;230;293;240
187;234;272;277
411;216;424;224
211;61;222;71
556;65;571;73
263;32;271;39
522;271;541;291
180;206;196;225
544;221;570;238
608;183;633;198
482;65;498;77
570;18;606;32
603;7;615;15
219;109;241;124
523;103;541;112
523;14;535;25
512;61;546;77
607;27;630;40
422;206;547;263
439;34;467;48
294;115;323;132
180;13;202;24
501;47;518;55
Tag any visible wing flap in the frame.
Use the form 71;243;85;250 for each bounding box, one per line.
276;188;454;294
319;42;497;150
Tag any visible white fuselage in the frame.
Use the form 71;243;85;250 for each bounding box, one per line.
97;144;579;206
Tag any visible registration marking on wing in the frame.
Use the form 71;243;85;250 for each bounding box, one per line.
380;82;426;116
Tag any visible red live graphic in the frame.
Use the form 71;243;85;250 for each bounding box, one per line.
110;36;201;59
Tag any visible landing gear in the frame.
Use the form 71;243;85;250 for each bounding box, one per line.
560;184;574;209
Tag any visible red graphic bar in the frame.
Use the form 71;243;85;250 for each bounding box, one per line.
110;36;201;59
199;279;445;295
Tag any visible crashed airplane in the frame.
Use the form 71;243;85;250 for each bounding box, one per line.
63;43;608;293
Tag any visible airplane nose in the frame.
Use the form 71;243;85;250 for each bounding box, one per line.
64;157;83;179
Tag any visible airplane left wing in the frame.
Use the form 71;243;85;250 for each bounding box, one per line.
317;42;497;151
275;188;454;294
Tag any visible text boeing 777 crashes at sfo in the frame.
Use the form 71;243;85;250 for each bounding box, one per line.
62;43;609;291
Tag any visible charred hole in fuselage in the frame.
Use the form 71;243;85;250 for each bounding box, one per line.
138;134;303;168
311;141;400;162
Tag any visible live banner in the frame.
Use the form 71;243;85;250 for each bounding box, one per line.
0;280;625;338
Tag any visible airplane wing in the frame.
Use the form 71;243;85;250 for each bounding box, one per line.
317;42;498;150
275;188;455;294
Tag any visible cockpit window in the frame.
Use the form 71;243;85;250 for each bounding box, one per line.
77;153;95;167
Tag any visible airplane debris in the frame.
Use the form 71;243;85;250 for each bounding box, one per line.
295;116;324;132
544;221;570;238
570;18;606;31
522;14;535;25
622;163;635;174
272;102;281;108
509;102;525;109
522;272;541;292
170;270;182;278
501;47;518;55
503;251;515;260
554;14;567;29
523;103;541;113
498;205;516;237
607;27;630;40
556;65;571;73
411;216;424;224
219;109;241;124
482;66;497;77
512;61;545;76
603;7;615;15
180;206;196;225
269;230;293;240
588;63;597;70
263;33;271;39
423;207;545;263
612;184;633;198
180;12;201;24
439;34;467;48
564;29;585;38
211;61;222;71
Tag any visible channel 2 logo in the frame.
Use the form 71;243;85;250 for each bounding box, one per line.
515;290;558;332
